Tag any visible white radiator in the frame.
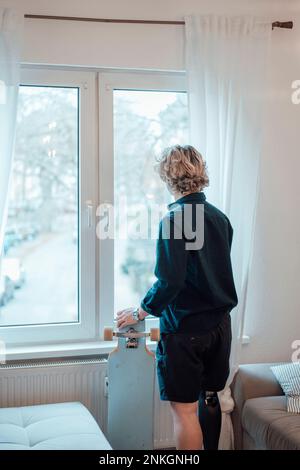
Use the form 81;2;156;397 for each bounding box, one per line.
0;358;174;449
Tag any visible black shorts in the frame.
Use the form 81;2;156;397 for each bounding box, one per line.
156;312;232;403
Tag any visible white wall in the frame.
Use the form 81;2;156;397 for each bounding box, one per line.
2;0;300;363
1;0;298;71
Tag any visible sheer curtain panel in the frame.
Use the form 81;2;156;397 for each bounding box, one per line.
185;15;271;449
0;8;22;259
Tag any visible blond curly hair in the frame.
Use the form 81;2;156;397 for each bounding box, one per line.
156;145;209;195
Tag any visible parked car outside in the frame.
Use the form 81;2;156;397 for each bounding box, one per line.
0;274;14;307
3;230;22;254
2;258;26;289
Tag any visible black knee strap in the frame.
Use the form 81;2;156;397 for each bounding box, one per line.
204;391;219;407
198;391;221;450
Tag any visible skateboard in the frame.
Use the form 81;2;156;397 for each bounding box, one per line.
104;321;160;450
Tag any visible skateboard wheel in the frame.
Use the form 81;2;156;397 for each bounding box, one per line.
104;327;114;341
150;328;160;342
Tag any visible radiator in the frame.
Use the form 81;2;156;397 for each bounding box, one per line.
0;358;174;449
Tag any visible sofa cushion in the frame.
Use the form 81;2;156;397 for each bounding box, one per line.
242;396;300;450
271;363;300;413
0;402;111;450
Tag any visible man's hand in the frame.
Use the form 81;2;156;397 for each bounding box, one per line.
116;307;148;328
116;307;137;329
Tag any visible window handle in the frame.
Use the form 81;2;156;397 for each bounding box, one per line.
86;200;93;228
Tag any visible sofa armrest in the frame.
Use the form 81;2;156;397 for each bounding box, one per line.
232;363;284;405
231;363;284;449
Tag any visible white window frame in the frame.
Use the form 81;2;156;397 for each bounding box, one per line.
98;71;187;337
1;67;98;346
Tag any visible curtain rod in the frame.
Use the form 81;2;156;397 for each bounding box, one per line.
24;14;293;30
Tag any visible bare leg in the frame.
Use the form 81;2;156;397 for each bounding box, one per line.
170;401;203;450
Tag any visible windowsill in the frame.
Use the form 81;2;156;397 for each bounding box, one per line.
3;335;251;363
3;340;158;363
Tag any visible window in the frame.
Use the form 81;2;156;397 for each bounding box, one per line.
114;90;188;313
1;85;79;327
0;68;97;345
99;72;188;333
0;69;187;347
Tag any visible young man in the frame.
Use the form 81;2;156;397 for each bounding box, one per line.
117;145;238;450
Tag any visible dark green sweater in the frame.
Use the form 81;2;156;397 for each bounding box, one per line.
141;192;238;333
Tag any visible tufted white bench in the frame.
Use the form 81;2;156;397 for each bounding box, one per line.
0;402;111;450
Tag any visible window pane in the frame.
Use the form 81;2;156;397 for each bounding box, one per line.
0;86;79;326
114;90;188;313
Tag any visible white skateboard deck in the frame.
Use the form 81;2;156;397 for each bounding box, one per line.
107;322;156;450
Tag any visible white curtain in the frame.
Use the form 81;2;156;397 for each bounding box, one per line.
185;15;271;449
0;8;22;261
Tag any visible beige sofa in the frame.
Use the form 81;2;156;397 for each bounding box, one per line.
231;363;300;450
